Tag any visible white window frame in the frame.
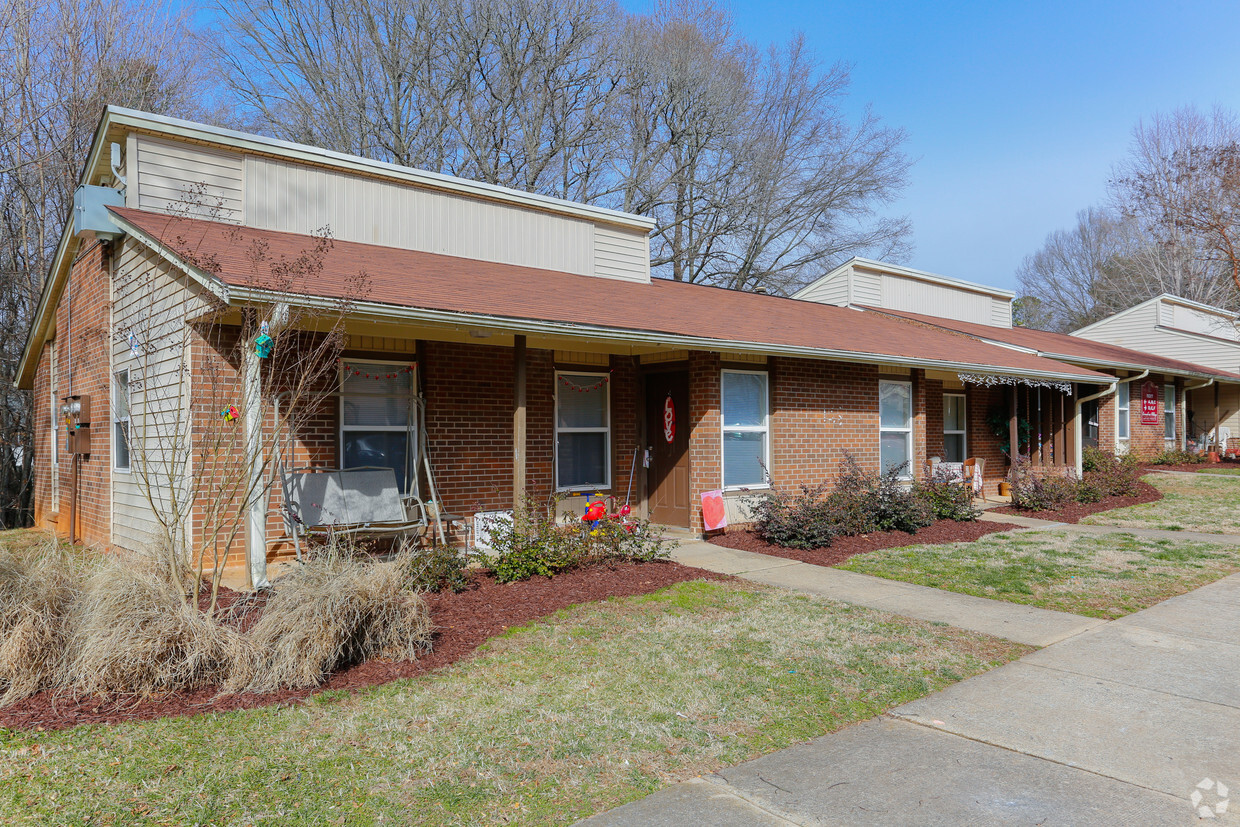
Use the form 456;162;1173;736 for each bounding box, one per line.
879;379;914;479
554;370;611;491
1164;383;1176;443
720;369;770;491
338;358;416;482
49;341;58;508
113;369;131;472
943;393;966;463
1116;381;1130;443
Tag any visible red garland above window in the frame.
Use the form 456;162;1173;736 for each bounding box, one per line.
337;359;416;380
558;371;612;393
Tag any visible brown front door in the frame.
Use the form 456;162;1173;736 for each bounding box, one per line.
646;371;690;527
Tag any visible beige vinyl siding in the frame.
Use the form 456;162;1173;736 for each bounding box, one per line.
852;270;881;306
593;225;649;283
110;238;203;552
134;136;244;222
990;297;1012;327
1073;301;1159;351
795;272;850;306
1131;329;1240;375
878;273;993;325
1167;302;1238;339
243;156;601;278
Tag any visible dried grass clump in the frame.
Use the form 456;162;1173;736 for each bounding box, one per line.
0;541;83;705
231;547;431;693
61;555;250;697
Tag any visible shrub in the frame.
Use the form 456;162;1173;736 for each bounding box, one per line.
580;516;675;564
481;499;582;583
1150;448;1207;466
1008;459;1079;512
1082;449;1141;498
869;462;933;533
62;554;249;698
232;543;431;693
915;471;982;522
747;481;836;549
0;541;81;705
402;543;470;593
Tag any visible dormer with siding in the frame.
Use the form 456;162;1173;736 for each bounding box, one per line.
1072;295;1240;375
793;257;1014;328
98;109;654;285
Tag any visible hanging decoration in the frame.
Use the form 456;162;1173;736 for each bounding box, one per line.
558;371;612;393
126;331;141;357
338;360;417;380
957;373;1072;395
254;320;274;359
663;394;676;443
220;405;240;422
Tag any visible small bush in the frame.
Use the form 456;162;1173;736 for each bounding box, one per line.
62;555;249;698
1082;449;1141;498
869;462;933;533
915;471;982;522
580;516;676;564
747;481;836;549
0;542;82;705
1008;460;1079;512
1150;449;1207;466
232;543;431;693
402;543;470;593
482;500;582;583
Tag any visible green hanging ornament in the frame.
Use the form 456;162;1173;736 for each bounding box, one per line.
255;320;274;358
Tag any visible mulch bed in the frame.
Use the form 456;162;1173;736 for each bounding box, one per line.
707;518;1021;568
1139;461;1240;474
0;560;728;733
991;479;1163;523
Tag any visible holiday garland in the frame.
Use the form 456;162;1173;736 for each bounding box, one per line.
957;373;1072;394
339;360;416;380
558;371;612;393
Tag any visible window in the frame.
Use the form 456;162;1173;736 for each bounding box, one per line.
114;370;131;471
1164;384;1176;441
879;380;913;477
721;370;769;488
943;393;966;462
1116;382;1130;441
340;361;414;491
556;372;609;490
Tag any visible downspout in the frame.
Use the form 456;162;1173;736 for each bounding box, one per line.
1074;370;1147;476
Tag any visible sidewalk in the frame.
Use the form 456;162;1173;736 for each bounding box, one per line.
584;531;1240;825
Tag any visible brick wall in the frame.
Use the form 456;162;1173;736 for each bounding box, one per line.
31;240;113;546
687;351;721;533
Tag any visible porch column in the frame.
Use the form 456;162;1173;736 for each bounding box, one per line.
1214;381;1221;451
242;329;267;589
1009;385;1019;465
513;334;527;509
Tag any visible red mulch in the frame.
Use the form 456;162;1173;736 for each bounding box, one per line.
1139;461;1240;474
707;518;1021;568
0;561;728;733
991;479;1163;523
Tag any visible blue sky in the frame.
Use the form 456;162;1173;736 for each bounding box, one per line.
637;0;1240;292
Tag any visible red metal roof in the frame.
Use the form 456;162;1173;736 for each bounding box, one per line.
866;307;1240;381
112;207;1111;381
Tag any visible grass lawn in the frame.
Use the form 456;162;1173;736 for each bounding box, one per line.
0;580;1027;826
1197;466;1240;476
1082;472;1240;533
838;530;1239;619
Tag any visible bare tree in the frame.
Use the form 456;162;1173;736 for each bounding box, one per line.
0;0;209;527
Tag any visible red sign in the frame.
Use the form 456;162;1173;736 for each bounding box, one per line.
663;395;676;443
1140;381;1159;425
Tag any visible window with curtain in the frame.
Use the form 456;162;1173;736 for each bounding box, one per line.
721;370;768;488
943;393;966;462
1164;384;1176;441
1116;382;1130;441
340;362;414;491
880;380;913;477
556;372;609;490
114;370;131;471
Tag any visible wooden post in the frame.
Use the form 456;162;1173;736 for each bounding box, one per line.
513;335;527;509
1009;385;1019;465
1054;391;1066;466
1214;381;1221;452
1040;388;1052;466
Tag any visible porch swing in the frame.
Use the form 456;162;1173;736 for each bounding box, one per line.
274;379;462;563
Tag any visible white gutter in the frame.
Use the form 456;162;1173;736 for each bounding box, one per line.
228;284;1106;385
1074;370;1147;475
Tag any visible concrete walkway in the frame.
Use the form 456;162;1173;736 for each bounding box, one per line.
584;524;1240;825
671;541;1104;647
